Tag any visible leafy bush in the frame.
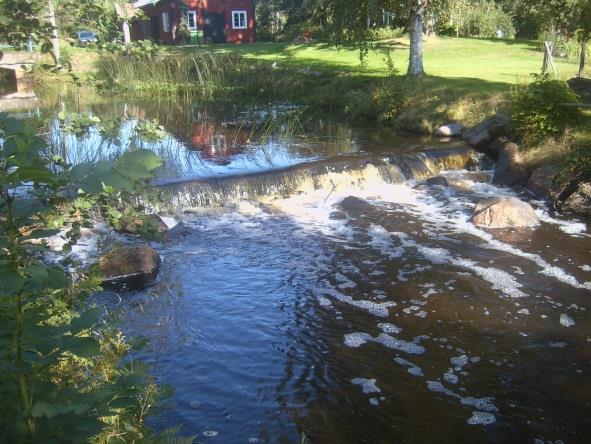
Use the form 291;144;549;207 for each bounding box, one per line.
0;113;183;443
539;32;591;60
368;27;405;41
556;145;591;188
511;74;582;144
99;40;159;59
463;0;516;38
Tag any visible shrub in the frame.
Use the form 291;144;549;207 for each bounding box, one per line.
368;27;405;41
463;0;516;39
0;113;177;443
511;74;582;144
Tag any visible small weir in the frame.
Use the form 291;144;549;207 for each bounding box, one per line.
155;146;478;209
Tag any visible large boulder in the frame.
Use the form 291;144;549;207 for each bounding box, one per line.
527;165;558;199
560;182;591;215
567;77;591;101
472;197;540;228
98;245;161;290
117;213;169;240
463;114;510;150
434;123;464;138
493;140;529;187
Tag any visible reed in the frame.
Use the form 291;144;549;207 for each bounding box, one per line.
100;51;253;98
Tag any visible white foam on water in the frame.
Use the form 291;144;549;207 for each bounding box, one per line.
335;273;358;289
374;333;426;355
159;215;179;229
372;182;591;291
344;332;372;348
451;355;470;369
394;357;424;377
315;287;396;317
389;231;527;299
351;377;381;394
378;323;403;334
467;411;497;426
427;381;498;413
535;207;588;235
344;332;425;355
444;371;459;384
559;314;576;327
368;224;405;258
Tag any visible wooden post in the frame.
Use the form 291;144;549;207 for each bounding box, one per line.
542;44;548;74
542;41;557;76
579;40;587;78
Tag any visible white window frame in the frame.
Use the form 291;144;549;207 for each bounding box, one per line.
232;10;247;30
187;10;197;31
162;12;171;33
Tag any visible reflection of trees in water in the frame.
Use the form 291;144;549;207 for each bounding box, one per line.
35;86;380;179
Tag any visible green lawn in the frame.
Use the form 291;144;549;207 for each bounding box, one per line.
164;36;582;93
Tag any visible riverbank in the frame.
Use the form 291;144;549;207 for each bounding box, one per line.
9;36;591;215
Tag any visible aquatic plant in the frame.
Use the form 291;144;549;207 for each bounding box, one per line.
0;112;187;443
100;51;253;98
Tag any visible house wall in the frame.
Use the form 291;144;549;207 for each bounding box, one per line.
132;0;256;44
223;0;256;43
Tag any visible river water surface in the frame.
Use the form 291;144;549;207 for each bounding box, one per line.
3;88;591;443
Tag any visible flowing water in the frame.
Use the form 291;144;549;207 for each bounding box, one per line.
4;87;591;443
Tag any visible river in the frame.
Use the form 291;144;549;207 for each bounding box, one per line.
3;86;590;443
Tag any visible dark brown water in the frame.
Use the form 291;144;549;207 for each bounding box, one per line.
115;168;591;444
6;87;591;443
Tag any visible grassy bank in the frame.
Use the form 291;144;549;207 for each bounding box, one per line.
61;37;581;131
32;37;591;187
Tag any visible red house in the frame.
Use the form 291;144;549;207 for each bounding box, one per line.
131;0;256;44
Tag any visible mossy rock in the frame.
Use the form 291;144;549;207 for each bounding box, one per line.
116;214;168;240
98;245;161;290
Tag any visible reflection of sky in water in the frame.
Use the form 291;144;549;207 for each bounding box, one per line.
47;119;320;184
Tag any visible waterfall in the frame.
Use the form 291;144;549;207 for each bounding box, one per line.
154;146;479;211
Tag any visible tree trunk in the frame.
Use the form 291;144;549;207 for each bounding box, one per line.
579;40;587;78
407;1;425;77
47;0;60;65
123;20;131;45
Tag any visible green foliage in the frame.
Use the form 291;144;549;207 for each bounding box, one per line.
0;112;169;443
0;0;53;50
100;40;160;59
135;119;167;142
511;74;582;144
556;143;591;187
100;51;255;97
368;27;405;41
462;0;516;38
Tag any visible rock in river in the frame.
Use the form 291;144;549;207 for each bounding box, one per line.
434;123;464;137
527;165;558;199
98;245;161;290
560;182;591;215
472;197;540;228
492;140;529;187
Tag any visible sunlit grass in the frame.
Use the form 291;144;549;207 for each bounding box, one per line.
164;36;582;93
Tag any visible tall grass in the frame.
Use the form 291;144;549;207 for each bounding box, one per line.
100;52;252;97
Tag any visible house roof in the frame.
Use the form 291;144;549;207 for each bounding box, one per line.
133;0;160;8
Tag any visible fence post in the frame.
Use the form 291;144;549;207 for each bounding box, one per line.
579;40;587;78
542;41;558;76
